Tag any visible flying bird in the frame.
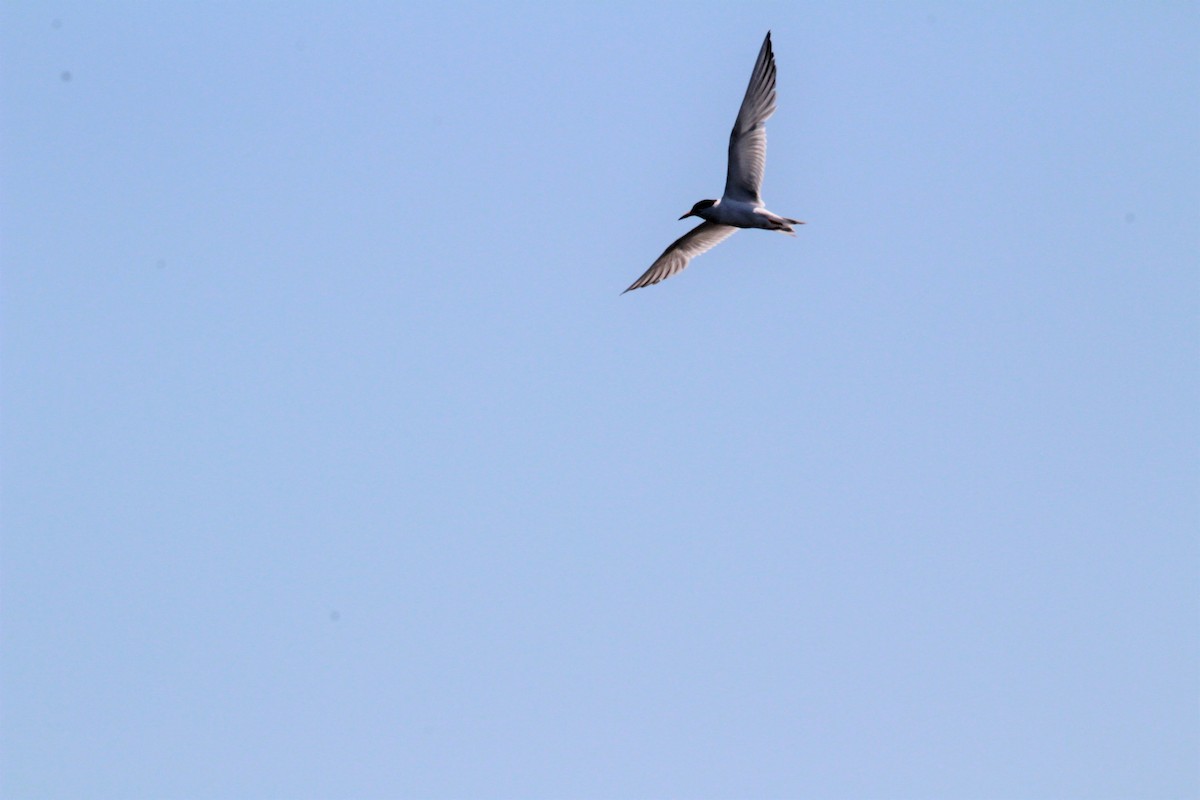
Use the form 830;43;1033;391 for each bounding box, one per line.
623;31;802;293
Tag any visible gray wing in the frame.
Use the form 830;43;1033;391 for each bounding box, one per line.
723;32;777;203
623;222;738;293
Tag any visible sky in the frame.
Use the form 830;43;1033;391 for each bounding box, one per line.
2;2;1197;798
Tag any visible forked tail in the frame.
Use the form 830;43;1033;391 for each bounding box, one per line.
775;217;805;235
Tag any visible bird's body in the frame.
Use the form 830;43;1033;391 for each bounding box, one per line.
623;32;801;293
692;197;800;232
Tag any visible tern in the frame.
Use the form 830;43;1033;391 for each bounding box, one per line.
623;31;802;293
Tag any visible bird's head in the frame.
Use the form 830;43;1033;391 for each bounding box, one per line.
680;199;718;220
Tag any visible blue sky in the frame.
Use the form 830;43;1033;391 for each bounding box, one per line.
2;2;1197;798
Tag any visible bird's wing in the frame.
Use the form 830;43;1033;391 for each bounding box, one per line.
723;32;777;204
623;222;738;293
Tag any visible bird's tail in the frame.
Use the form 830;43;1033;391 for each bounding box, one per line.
775;217;805;236
762;211;804;235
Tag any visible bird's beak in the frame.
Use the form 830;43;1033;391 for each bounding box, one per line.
679;210;693;220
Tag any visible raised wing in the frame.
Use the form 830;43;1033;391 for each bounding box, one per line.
623;222;738;293
723;32;777;203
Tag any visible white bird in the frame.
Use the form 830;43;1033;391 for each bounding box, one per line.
623;31;802;293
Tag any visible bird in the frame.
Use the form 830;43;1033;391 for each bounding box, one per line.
623;31;802;293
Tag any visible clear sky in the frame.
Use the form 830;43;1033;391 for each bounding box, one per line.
2;2;1197;798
